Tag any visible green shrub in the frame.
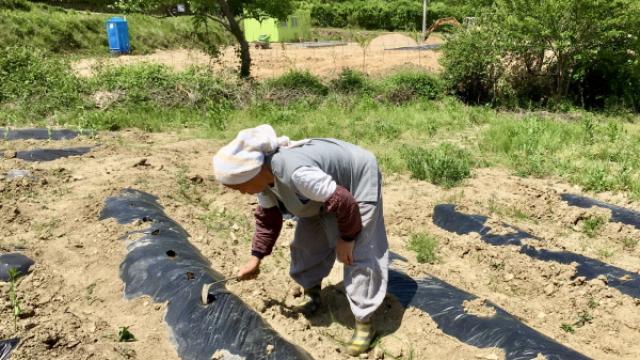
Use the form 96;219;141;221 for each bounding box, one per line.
90;64;237;109
383;70;445;104
0;0;31;11
408;233;439;264
0;46;82;114
330;68;371;94
441;28;505;105
309;0;487;31
268;70;328;95
403;143;472;187
441;0;640;111
263;70;328;104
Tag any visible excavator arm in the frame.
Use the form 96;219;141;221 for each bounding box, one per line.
423;17;462;42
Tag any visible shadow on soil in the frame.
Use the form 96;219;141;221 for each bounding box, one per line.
433;204;640;299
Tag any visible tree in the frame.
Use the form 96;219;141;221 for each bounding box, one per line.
118;0;295;78
442;0;640;110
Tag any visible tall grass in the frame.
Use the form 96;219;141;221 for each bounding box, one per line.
1;51;639;198
403;143;473;188
0;3;223;55
480;114;640;198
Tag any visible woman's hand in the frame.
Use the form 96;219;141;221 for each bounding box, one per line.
238;256;262;280
336;238;355;266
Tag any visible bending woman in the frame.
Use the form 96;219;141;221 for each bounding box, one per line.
212;125;389;356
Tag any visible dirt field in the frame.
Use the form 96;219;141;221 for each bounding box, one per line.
72;34;443;79
1;130;639;359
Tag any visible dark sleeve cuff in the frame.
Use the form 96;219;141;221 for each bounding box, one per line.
251;250;266;259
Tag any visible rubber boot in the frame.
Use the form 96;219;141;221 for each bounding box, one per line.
293;285;321;317
346;320;375;357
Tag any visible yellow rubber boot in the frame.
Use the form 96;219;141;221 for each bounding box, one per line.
293;285;321;317
346;320;375;356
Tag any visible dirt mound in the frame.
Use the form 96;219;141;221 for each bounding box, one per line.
369;34;418;50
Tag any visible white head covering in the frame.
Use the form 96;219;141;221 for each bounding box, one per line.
212;124;291;185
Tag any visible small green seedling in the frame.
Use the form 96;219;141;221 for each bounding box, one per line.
582;216;606;238
408;233;439;264
574;311;593;328
587;298;599;309
8;267;22;332
623;237;638;251
560;323;575;333
118;326;136;342
597;248;614;260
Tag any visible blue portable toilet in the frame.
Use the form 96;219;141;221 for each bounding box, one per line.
106;17;130;54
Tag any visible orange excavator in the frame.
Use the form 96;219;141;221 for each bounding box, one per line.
423;17;463;42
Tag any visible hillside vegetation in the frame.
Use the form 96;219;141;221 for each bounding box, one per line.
0;1;223;54
2;47;639;198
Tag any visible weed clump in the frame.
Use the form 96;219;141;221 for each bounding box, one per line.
408;233;439;264
582;215;606;238
623;238;638;251
91;64;237;110
560;323;575;333
8;267;22;331
264;70;328;105
0;46;82;115
330;68;371;94
0;0;31;11
118;326;136;342
383;70;444;104
403;143;472;188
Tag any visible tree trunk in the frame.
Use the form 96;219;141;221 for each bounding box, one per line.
217;0;251;78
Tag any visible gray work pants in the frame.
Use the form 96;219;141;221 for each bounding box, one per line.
289;200;389;322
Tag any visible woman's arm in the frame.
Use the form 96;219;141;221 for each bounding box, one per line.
251;205;283;259
238;195;283;280
291;167;363;265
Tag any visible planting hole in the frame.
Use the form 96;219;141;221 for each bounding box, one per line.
166;250;176;258
186;272;195;280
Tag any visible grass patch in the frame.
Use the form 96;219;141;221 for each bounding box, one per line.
1;46;640;203
403;143;472;188
263;70;329;105
330;68;372;94
582;216;606;238
488;197;534;222
407;233;439;264
480;113;640;198
0;3;223;55
382;69;445;104
198;207;250;243
0;46;83;116
90;64;239;110
623;237;638;251
597;248;614;260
